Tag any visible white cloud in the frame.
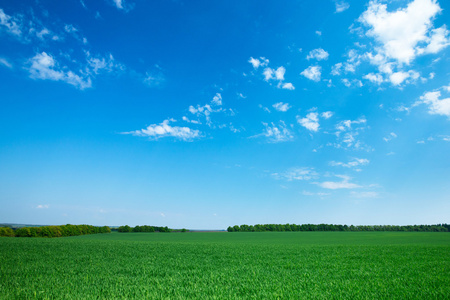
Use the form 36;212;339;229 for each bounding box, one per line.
419;90;450;117
336;117;366;132
273;167;318;181
0;8;22;37
389;70;420;86
0;9;69;43
302;191;330;196
301;66;321;82
389;71;408;86
263;68;273;81
307;48;329;61
113;0;124;9
342;78;363;88
64;24;78;33
36;28;50;40
0;58;12;68
330;158;369;168
211;93;222;106
383;132;397;142
334;117;368;149
143;71;165;87
28;52;92;90
263;66;285;81
274;66;285;81
248;56;269;69
331;63;343;76
249;58;293;90
422;26;450;54
321;111;333;119
258;121;294;143
273;102;291;112
318;175;361;189
186;93;229;127
86;52;125;75
315;31;322;36
36;204;49;209
298;112;319;132
335;1;350;13
359;0;446;65
281;82;295;90
189;103;213;123
363;73;384;85
249;57;260;69
350;191;378;198
344;49;362;73
182;116;201;124
123;119;201;141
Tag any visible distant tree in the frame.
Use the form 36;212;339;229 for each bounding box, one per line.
0;227;15;237
118;225;132;232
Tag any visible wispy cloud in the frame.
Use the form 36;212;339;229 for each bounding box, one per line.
188;93;225;126
36;204;49;209
330;158;369;169
321;111;333;119
383;132;397;142
0;57;12;68
255;121;294;143
342;78;363;88
111;0;134;11
302;191;330;196
122;119;201;141
350;191;378;198
86;52;125;75
28;52;92;90
0;8;64;43
113;0;124;9
0;8;22;37
333;117;368;149
273;167;318;181
317;175;361;189
335;1;350;13
259;104;271;113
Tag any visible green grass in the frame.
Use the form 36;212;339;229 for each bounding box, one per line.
1;232;449;299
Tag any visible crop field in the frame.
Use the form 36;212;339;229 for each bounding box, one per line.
1;232;449;299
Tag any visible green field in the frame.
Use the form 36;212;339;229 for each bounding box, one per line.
1;232;449;299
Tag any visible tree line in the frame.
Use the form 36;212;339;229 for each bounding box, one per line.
227;223;450;232
0;224;111;238
117;225;176;232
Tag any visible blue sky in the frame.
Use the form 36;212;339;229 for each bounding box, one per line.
0;0;449;229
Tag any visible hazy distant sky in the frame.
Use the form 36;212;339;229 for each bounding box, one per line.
0;0;449;229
